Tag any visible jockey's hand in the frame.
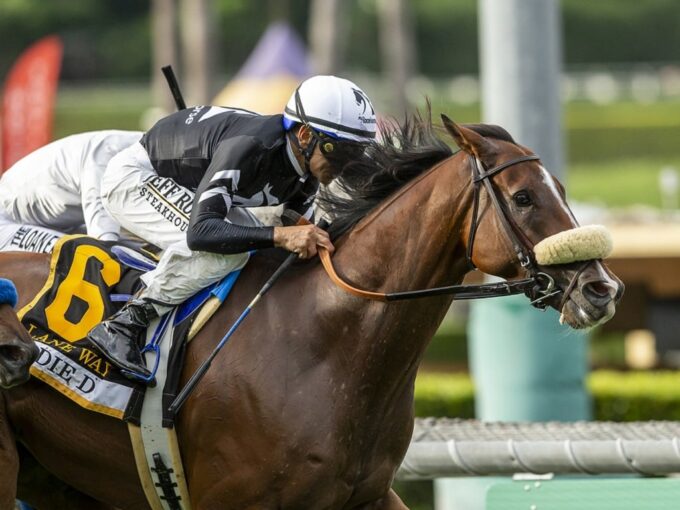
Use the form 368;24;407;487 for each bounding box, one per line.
273;225;334;259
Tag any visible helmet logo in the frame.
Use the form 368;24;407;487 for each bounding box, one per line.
352;88;374;116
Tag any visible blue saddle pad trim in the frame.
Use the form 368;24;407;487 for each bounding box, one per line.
110;245;157;272
111;293;133;302
174;268;244;326
211;269;242;302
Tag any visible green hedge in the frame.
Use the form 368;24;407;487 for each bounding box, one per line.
415;370;680;422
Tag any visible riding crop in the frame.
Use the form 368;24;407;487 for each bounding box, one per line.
168;217;328;415
161;64;187;110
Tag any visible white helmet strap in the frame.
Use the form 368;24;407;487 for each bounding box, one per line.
292;87;319;172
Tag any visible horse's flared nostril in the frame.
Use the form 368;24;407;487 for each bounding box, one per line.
0;338;38;366
581;281;613;308
0;343;24;363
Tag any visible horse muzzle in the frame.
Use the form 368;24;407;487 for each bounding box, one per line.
529;225;622;329
0;336;39;388
557;263;622;329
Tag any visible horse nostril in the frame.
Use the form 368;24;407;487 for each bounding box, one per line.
0;343;23;363
0;338;38;366
582;281;613;307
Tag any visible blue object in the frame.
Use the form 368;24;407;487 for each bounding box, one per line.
174;283;218;325
110;294;133;302
0;278;18;308
282;115;341;139
110;245;157;272
210;269;243;302
132;313;174;384
121;268;245;382
174;268;243;325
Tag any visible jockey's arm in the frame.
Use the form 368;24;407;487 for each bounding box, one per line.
187;138;332;258
187;138;275;254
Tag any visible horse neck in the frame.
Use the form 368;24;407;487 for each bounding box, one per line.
334;153;472;298
326;153;474;379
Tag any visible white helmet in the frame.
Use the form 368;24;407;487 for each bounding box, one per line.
283;75;377;143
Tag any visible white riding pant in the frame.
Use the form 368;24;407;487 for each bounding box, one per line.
0;211;64;253
101;142;264;307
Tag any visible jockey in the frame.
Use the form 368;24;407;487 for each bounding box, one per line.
87;75;377;381
0;130;142;252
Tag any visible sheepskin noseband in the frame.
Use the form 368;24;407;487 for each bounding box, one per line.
534;225;613;265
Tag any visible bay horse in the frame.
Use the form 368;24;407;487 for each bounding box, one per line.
0;278;38;389
0;116;621;509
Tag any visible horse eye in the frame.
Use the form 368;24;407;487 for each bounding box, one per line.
513;190;532;207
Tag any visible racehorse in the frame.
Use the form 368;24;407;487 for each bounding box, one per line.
0;116;622;509
0;277;38;389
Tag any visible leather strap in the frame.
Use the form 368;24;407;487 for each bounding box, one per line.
318;246;537;302
319;248;388;301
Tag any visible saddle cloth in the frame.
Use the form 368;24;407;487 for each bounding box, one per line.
18;235;241;424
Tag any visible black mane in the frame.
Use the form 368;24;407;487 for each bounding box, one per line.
319;111;518;239
319;113;453;239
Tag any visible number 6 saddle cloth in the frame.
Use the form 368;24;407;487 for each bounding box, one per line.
18;235;195;424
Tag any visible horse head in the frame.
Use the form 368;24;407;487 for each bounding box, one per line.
442;115;622;329
0;279;38;388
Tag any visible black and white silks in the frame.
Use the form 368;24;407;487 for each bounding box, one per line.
141;106;317;255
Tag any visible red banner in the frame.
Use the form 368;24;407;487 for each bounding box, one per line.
1;36;63;171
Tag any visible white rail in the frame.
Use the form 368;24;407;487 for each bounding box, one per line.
398;418;680;480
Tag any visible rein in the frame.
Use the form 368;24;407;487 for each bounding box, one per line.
318;249;536;302
318;153;565;307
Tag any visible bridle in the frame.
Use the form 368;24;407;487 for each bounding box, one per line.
466;154;562;309
318;152;579;310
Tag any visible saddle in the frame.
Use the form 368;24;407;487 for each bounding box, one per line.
18;235;242;423
18;234;247;509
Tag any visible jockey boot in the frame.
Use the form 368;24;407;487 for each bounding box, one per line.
86;298;158;382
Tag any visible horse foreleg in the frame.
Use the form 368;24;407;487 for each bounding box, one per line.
0;397;19;509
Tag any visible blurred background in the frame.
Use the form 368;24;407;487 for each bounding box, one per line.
3;1;680;508
4;0;680;211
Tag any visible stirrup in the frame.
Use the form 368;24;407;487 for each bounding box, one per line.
120;367;157;387
129;313;174;386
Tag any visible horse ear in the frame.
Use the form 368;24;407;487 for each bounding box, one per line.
441;114;492;159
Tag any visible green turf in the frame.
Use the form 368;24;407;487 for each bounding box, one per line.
53;84;149;138
567;157;680;208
